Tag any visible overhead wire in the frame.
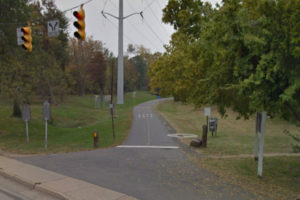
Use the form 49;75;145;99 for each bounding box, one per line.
128;1;163;49
62;0;93;13
142;0;156;12
147;5;170;38
102;0;109;11
103;14;136;45
142;19;165;45
126;1;161;50
0;0;94;25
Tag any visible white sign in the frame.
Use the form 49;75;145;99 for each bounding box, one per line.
16;27;24;45
204;107;211;116
47;20;59;37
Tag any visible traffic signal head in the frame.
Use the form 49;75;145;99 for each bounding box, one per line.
73;5;85;40
21;25;32;52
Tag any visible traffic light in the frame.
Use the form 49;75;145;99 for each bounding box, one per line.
73;5;85;40
21;24;32;52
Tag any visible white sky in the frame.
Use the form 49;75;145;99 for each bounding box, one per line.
55;0;221;55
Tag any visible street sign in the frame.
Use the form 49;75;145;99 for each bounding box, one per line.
204;107;211;116
109;103;113;109
22;104;31;122
43;101;51;121
47;20;59;37
16;27;24;45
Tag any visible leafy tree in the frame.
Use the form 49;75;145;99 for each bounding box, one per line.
87;51;108;94
68;37;103;96
149;0;300;123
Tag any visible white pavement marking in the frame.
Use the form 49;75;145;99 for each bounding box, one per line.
116;145;179;149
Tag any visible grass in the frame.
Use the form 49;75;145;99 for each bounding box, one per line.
156;101;299;155
156;100;300;200
0;91;156;154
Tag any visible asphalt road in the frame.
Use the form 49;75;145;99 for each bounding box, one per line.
17;99;265;200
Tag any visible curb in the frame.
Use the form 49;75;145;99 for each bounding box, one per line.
0;187;25;200
0;168;68;200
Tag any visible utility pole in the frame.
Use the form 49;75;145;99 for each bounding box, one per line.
102;1;143;104
110;59;115;139
117;0;124;104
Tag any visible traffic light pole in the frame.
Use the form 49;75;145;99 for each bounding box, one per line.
102;1;143;104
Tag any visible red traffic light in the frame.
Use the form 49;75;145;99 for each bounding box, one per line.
73;11;83;20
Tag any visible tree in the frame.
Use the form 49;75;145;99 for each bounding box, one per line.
149;0;300;122
87;51;108;94
68;37;103;96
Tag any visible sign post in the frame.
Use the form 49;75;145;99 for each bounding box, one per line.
204;107;211;127
22;104;31;144
43;101;51;150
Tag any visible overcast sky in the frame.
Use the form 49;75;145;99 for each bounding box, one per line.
54;0;221;55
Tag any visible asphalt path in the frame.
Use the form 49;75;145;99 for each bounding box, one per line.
16;99;265;200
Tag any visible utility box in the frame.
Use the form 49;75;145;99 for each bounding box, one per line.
209;118;218;136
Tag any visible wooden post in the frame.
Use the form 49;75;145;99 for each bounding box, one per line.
202;125;207;147
93;130;99;148
25;121;29;144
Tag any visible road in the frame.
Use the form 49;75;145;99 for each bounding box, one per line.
16;99;265;200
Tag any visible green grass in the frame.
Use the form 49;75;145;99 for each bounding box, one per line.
196;157;300;200
0;91;156;154
156;100;300;200
156;100;299;155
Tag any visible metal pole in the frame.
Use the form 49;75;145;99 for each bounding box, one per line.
45;120;48;150
254;112;259;160
25;121;29;144
111;60;115;139
117;0;124;104
258;111;266;177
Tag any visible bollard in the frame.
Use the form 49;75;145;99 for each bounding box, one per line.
202;125;207;147
93;130;99;148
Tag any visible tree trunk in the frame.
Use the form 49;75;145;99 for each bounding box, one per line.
12;97;22;118
47;78;57;105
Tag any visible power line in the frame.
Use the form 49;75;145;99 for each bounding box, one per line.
109;0;118;10
147;6;170;38
102;0;160;50
62;0;93;13
104;17;136;45
142;0;156;12
0;0;94;25
155;0;165;12
126;0;164;49
126;19;160;50
102;0;109;11
143;19;165;45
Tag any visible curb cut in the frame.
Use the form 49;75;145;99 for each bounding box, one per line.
152;100;202;158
